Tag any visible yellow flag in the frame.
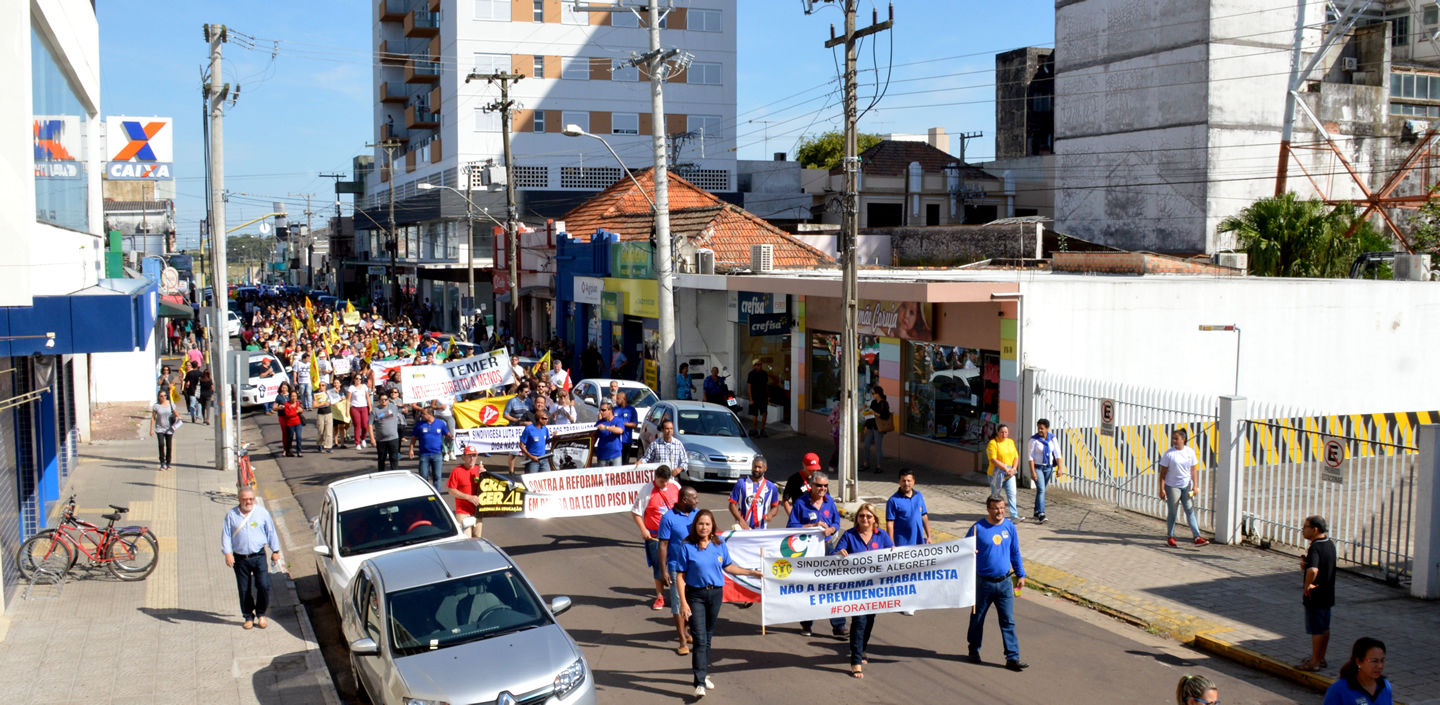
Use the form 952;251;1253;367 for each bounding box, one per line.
309;355;320;388
532;351;550;379
346;300;356;314
169;379;182;406
304;296;313;313
446;335;457;360
453;395;514;428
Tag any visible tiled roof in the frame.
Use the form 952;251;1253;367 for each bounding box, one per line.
835;139;993;180
562;168;834;271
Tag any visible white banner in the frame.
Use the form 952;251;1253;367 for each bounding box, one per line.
330;358;352;376
453;423;593;455
370;358;409;380
761;537;977;624
520;464;658;519
719;527;828;602
401;349;515;403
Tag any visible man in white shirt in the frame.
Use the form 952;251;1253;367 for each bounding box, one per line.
1027;419;1064;524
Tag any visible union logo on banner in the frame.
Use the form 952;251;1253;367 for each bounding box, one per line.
479;405;501;426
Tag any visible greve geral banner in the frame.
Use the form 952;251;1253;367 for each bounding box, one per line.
760;537;977;624
453;423;593;454
718;527;828;603
401;349;515;403
470;464;660;519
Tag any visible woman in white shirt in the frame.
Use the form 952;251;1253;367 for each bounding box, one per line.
1158;429;1209;547
550;390;577;425
347;373;372;450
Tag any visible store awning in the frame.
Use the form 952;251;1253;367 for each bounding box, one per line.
157;297;193;319
0;277;158;356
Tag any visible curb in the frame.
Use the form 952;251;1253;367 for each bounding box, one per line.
1191;634;1336;696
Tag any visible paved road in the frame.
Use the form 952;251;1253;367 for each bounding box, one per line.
252;414;1313;705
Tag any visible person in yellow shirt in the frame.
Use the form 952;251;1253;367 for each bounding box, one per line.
985;424;1022;521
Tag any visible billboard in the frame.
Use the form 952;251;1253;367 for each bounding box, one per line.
34;115;83;178
104;116;173;180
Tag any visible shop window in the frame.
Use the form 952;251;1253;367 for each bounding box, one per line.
903;342;1000;451
808;331;880;413
32;25;90;232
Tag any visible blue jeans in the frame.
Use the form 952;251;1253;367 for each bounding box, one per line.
418;453;443;492
284;424;303;454
990;471;1018;519
968;575;1019;661
849;614;877;665
232;552;271;620
800;617;847;634
1165;485;1202;538
861;428;884;469
522;459;547;473
187;394;201;421
298;383;313;410
685;586;723;686
1033;466;1054;517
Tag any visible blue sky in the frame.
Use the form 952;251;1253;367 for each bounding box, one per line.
98;0;1055;248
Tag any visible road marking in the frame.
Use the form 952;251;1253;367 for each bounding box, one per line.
144;470;179;609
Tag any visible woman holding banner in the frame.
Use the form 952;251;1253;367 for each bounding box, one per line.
832;503;894;678
673;509;763;698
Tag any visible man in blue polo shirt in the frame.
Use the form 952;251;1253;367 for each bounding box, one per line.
519;410;552;473
658;486;699;655
886;468;931;615
593;402;625;467
408;406;451;493
787;470;844;638
966;494;1028;672
610;381;640;463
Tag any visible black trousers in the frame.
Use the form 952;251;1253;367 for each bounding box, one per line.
685;586;723;686
376;438;400;472
232;552;271;619
156;432;173;466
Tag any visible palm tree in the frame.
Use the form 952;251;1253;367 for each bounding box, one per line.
1218;194;1370;278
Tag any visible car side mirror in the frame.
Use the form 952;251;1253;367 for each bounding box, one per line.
549;595;573;616
460;516;477;529
583;396;596;407
312;544;331;557
349;637;379;655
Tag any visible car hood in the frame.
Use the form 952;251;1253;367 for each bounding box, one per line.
394;623;581;702
678;435;757;458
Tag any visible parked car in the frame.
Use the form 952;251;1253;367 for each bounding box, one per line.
637;400;760;484
311;470;472;609
569;379;658;425
341;540;594;705
239;352;289;407
225;310;242;338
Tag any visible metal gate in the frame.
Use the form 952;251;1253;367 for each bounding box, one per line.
1032;371;1219;529
1241;403;1423;584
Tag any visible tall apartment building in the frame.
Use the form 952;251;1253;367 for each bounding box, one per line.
355;0;737;330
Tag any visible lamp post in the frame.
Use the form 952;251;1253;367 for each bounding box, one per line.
1199;324;1242;395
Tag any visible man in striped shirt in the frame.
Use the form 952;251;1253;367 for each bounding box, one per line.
638;419;688;475
728;456;780;529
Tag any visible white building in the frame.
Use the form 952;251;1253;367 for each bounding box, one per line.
352;0;738;331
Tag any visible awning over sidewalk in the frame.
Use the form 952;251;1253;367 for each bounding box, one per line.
0;277;158;356
157;295;193;320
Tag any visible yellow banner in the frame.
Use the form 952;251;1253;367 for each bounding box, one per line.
453;395;516;428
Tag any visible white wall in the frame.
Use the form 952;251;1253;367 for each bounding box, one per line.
1021;276;1440;414
90;334;160;404
674;287;733;377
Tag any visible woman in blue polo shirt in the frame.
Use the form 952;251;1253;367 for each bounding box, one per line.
672;509;763;698
832;503;894;679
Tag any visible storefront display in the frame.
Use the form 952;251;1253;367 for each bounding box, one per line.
808;331;881;413
903;342;999;450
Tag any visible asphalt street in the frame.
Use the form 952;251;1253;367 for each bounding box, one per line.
251;413;1314;705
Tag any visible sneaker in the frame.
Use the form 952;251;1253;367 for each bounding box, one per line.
650;596;665;611
704;677;715;690
799;628;812;637
1167;537;1178;547
1194;537;1210;546
832;626;848;639
1015;516;1025;523
1038;514;1048;524
694;685;706;697
901;609;916;616
1005;659;1029;672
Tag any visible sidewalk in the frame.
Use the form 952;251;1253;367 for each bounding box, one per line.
0;413;339;705
753;432;1440;705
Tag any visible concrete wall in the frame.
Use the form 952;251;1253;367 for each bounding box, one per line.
674;287;734;378
1021;275;1440;413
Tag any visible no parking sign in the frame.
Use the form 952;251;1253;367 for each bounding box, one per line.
1321;437;1346;484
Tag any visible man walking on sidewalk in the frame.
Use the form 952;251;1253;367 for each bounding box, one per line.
1298;515;1336;672
967;494;1028;672
1027;419;1063;524
221;488;282;630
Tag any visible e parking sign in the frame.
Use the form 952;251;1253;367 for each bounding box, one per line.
1100;398;1116;437
1321;437;1346;484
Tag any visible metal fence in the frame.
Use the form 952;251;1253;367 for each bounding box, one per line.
1032;371;1219;529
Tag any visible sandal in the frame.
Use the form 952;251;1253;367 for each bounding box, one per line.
1295;659;1323;672
851;665;864;679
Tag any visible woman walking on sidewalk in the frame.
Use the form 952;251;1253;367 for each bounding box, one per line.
1159;429;1209;547
274;382;304;457
150;389;178;470
198;368;214;425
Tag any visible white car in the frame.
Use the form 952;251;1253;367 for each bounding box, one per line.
312;470;474;609
569;378;659;425
239;353;290;408
226;310;242;338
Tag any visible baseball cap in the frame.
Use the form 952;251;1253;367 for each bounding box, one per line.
461;445;480;455
802;452;821;471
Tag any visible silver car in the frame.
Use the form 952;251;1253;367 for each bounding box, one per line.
638;401;761;484
343;540;595;705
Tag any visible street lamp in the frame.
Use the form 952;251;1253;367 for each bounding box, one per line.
417;182;506;331
1199;324;1242;395
562;124;657;210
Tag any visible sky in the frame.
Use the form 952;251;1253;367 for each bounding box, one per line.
97;0;1057;249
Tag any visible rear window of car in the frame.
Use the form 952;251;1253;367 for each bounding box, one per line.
338;494;457;558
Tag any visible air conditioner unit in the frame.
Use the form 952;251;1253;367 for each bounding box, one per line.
483;164;507;187
696;248;715;275
1211;252;1248;273
1343;56;1358;71
750;244;773;273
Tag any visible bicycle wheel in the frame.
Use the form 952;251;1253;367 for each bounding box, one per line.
106;530;159;580
17;531;74;580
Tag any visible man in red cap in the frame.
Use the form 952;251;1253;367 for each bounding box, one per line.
446;445;485;538
782;451;824;517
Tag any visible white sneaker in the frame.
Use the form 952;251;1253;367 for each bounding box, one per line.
694;685;706;697
704;677;715;690
901;609;916;616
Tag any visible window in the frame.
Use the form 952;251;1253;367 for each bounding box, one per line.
474;0;510;21
32;26;90;232
808;332;880;413
533;0;544;21
473;52;512;77
532;110;546;133
612;113;640;135
689;8;722;32
475;108;501;132
689;61;722;85
612;64;639;82
562;111;589;133
1393;15;1410;46
560;166;622;189
1030;94;1053;113
1427;5;1439;26
903;342;1000;451
513;165;549;188
562;57;589;80
532;55;545;78
562;1;586;24
687;114;722;142
612;9;639;27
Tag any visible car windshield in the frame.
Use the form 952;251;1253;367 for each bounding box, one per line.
387;568;551;657
604;386;658;408
248;359;283;378
337;495;457;558
675;409;745;437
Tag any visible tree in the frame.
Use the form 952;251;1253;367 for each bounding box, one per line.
795;131;882;170
226;234;273;267
1402;192;1440;253
1218;194;1390;278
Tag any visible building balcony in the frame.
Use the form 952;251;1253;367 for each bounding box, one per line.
430;137;443;164
404;10;440;38
380;81;408;103
379;40;405;66
382;123;410;144
428;85;442;110
406;150;417;173
405;58;441;84
406;105;440;129
379;0;406;22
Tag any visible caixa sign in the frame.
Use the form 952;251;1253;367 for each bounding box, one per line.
107;161;172;179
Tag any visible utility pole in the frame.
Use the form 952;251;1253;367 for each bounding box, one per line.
954;130;983;223
203;23;236;479
288;192;315;287
811;0;891;504
477;71;523;342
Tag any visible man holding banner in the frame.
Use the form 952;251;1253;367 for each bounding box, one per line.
966;494;1029;672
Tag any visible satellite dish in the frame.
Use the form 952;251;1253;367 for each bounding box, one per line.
258;223;271;234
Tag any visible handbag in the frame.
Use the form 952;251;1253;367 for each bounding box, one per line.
876;414;894;433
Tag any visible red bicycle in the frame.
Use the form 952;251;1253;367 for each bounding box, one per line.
17;495;159;581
